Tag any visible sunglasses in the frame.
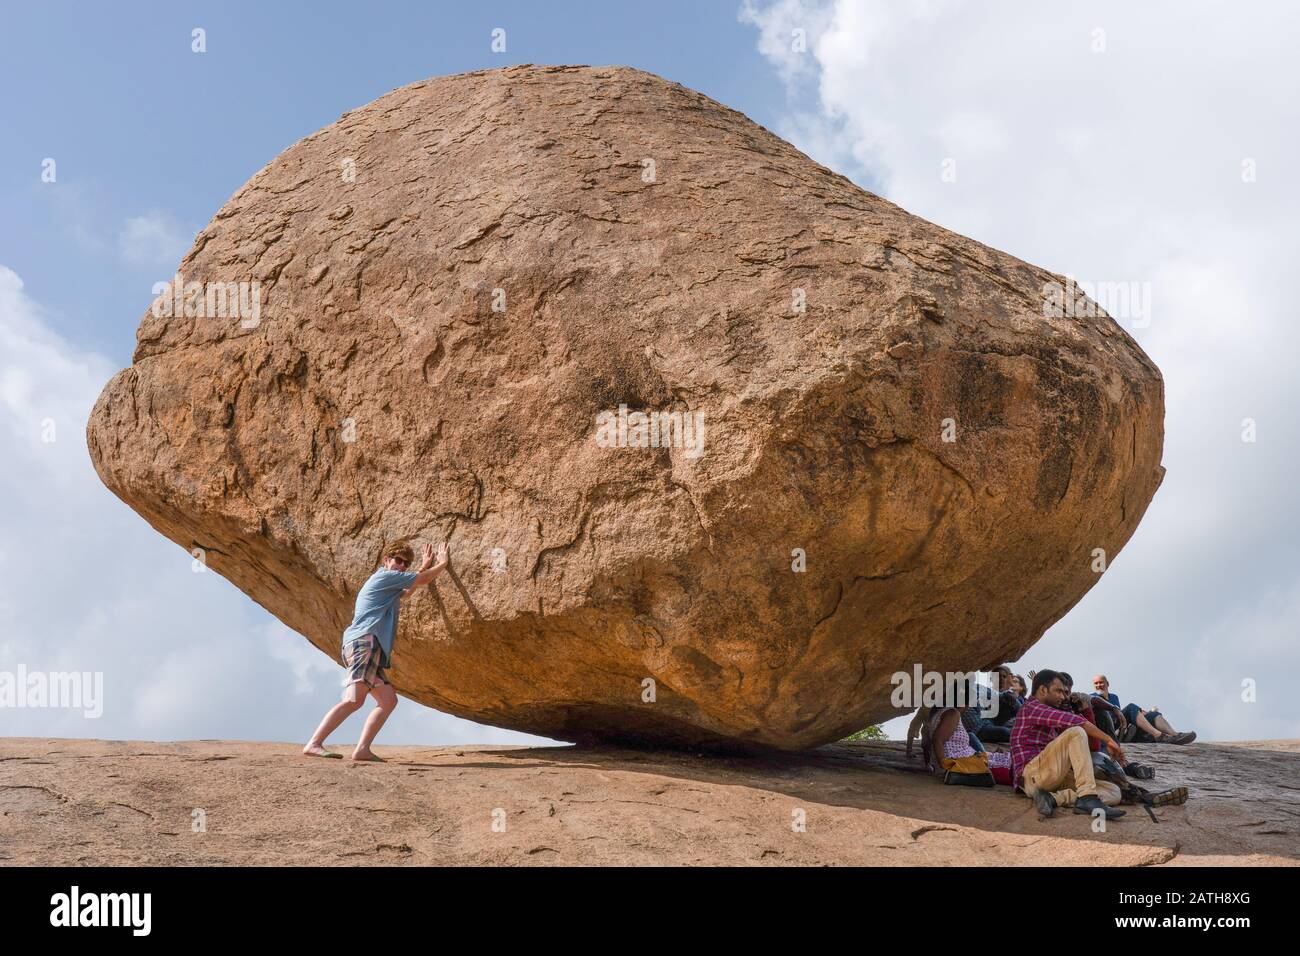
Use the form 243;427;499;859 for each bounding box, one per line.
389;556;411;568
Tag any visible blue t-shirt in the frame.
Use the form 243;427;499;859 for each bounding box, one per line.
341;568;419;662
1092;691;1122;708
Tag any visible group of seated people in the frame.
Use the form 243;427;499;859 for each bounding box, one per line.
957;667;1196;748
908;668;1195;821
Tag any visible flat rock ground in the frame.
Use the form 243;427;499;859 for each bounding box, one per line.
1;738;1296;866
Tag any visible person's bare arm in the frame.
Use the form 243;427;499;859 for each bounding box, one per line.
931;709;959;774
905;706;929;757
1082;720;1126;763
403;543;449;597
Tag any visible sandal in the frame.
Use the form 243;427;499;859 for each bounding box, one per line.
351;754;386;763
303;748;343;759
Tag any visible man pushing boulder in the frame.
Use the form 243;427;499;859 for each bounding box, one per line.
302;539;449;762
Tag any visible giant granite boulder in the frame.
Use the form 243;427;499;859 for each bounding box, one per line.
86;65;1164;749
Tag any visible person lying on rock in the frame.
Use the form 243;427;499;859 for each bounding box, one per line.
1010;669;1127;820
1092;674;1196;745
302;539;450;762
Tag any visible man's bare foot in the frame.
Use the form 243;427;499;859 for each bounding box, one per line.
303;744;340;758
350;749;384;762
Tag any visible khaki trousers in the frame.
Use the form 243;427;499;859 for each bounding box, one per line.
1022;726;1121;807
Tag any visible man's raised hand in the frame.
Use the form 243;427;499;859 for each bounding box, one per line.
404;542;448;597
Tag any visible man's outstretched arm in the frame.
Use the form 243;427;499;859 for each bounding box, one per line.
1089;694;1128;727
403;542;449;597
1082;720;1126;763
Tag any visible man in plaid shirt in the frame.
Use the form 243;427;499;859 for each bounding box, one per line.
1011;669;1127;820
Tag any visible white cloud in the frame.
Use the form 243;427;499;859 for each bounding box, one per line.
745;0;1300;740
265;620;340;696
117;211;194;267
739;0;837;85
0;265;553;748
0;268;114;488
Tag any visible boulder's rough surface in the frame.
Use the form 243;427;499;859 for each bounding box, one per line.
86;65;1164;750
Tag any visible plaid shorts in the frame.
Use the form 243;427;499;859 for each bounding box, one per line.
342;633;389;688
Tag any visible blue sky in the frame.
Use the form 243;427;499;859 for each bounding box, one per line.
2;1;1298;747
1;1;785;364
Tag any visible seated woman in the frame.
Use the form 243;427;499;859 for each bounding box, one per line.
928;705;1013;786
908;705;987;757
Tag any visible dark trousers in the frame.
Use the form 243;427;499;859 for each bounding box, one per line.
989;691;1021;727
975;723;1011;744
1093;707;1120;741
